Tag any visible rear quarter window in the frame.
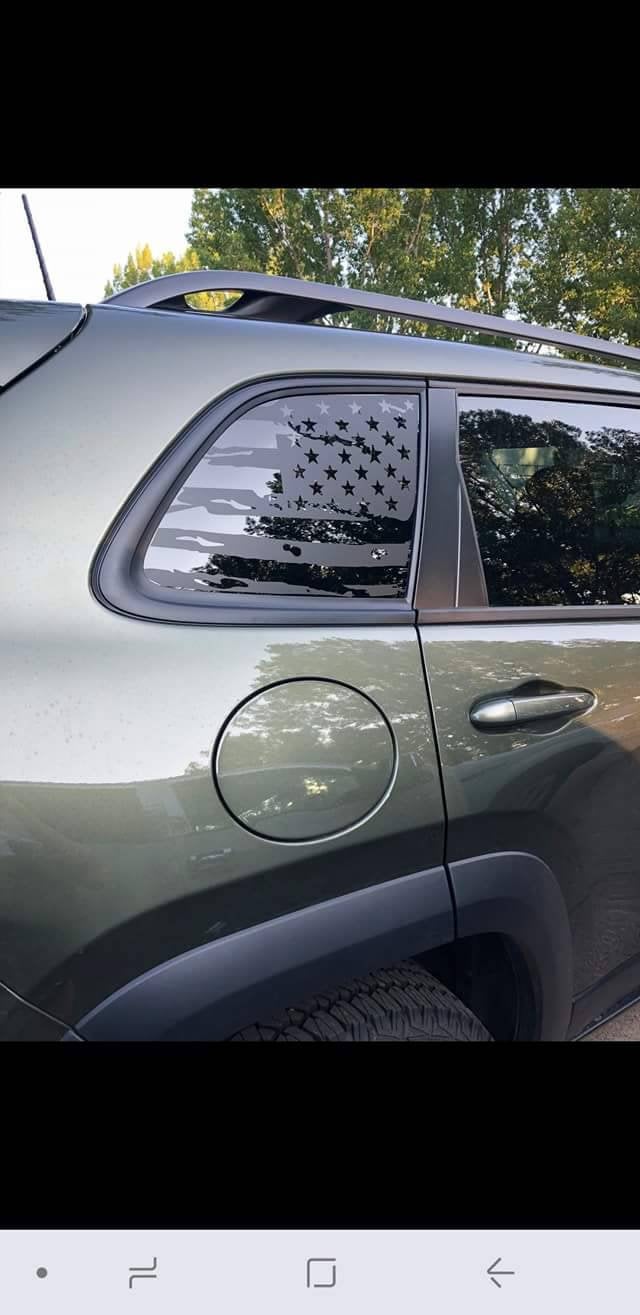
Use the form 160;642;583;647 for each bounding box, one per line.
143;390;421;600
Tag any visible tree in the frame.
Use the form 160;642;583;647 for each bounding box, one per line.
104;244;228;311
187;188;554;344
104;244;198;295
187;188;351;283
451;188;552;318
107;189;640;353
517;189;640;348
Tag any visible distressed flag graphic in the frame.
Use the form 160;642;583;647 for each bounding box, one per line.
144;392;420;598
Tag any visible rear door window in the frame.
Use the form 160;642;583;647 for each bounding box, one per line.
459;396;640;606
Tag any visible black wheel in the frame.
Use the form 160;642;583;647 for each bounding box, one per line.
229;961;492;1041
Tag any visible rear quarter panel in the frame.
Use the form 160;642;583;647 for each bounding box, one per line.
0;306;444;1024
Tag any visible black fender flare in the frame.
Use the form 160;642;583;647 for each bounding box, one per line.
449;851;573;1042
67;851;572;1042
70;865;454;1041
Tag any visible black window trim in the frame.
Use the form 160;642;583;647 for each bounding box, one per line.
418;380;640;625
92;373;428;627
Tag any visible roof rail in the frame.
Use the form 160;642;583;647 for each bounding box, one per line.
102;269;640;367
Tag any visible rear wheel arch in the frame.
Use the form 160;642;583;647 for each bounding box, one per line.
448;851;573;1041
64;851;571;1042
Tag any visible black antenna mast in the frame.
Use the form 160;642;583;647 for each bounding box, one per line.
21;193;55;301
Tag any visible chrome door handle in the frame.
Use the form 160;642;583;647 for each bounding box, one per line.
470;688;595;729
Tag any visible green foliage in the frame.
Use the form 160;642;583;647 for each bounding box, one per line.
104;244;226;311
104;244;198;296
105;189;640;349
515;188;640;348
186;188;553;342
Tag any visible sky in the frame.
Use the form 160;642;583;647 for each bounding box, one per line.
0;188;194;303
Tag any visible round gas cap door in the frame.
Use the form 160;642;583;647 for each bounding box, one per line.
215;678;396;842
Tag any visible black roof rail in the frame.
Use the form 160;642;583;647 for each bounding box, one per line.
102;269;640;367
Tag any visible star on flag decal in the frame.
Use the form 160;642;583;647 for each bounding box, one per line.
274;393;418;521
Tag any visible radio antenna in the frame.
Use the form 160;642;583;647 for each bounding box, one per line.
21;193;55;301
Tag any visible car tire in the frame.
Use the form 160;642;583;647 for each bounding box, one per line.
229;960;493;1041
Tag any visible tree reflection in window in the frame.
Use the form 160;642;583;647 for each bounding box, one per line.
459;398;640;606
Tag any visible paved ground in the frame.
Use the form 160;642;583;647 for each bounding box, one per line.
581;1000;640;1041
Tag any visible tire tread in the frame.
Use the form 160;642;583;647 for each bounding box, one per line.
230;960;492;1042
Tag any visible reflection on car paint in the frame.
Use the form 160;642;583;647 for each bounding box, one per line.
215;679;396;842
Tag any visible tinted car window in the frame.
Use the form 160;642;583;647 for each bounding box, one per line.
144;391;420;598
459;396;640;606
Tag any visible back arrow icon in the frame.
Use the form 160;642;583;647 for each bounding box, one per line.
487;1258;515;1288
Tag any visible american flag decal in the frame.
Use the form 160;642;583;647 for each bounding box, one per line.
272;394;417;521
144;391;420;598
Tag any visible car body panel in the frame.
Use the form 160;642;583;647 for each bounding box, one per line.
0;306;445;1023
421;622;640;1002
70;849;572;1042
0;614;444;1023
0;977;75;1041
0;299;85;389
4;295;640;1037
71;864;454;1042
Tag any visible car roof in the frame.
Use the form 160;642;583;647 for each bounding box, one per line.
4;287;640;402
97;300;640;400
101;268;640;400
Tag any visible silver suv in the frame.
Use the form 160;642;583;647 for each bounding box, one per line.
2;270;640;1041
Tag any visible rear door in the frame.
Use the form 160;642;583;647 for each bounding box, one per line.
419;383;640;1033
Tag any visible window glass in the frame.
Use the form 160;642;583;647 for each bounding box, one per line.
144;391;420;598
459;397;640;606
